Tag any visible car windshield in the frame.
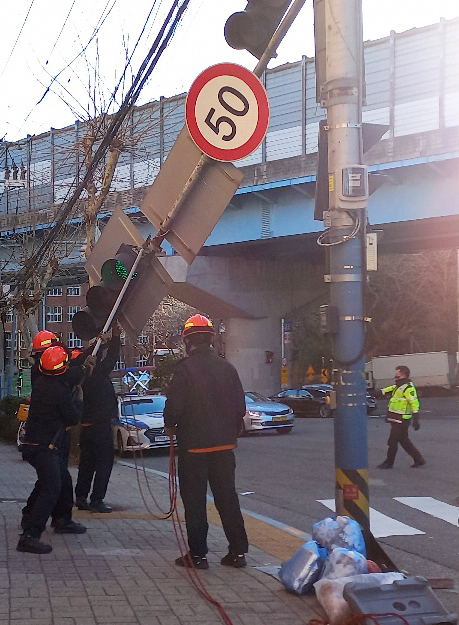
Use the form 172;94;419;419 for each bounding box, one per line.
245;392;271;403
121;396;166;416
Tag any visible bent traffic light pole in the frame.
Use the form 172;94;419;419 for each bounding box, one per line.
90;239;149;358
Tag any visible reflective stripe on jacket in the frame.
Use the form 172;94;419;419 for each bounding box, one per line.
381;382;420;418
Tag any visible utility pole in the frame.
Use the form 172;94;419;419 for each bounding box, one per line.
321;0;369;530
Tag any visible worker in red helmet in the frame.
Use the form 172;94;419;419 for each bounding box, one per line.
164;314;248;570
17;346;86;555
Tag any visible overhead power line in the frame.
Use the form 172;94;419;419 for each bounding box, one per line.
15;0;191;290
0;0;36;79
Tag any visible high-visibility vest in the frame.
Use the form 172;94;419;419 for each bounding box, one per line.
382;382;419;419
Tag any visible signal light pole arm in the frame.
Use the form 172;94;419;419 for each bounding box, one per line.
91;237;151;358
253;0;307;78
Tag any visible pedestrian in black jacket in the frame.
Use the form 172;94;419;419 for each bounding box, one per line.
18;346;86;555
75;326;121;513
164;314;248;570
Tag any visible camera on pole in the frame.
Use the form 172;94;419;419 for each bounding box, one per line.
72;244;140;341
224;0;292;60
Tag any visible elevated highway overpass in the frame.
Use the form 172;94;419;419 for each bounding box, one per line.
0;19;458;393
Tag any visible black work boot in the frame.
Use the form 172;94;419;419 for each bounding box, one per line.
221;553;247;568
54;520;87;534
411;458;426;468
88;500;112;513
75;497;90;510
17;534;52;554
175;553;209;570
377;461;393;469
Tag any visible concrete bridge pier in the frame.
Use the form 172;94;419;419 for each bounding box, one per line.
161;254;326;395
223;316;282;396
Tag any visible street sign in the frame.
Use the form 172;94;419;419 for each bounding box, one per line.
185;63;269;162
281;366;289;386
307;365;315;380
140;126;244;264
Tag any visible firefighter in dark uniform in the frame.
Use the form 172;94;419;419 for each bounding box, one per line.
377;365;426;469
18;346;86;554
21;333;93;531
164;314;248;570
74;325;121;513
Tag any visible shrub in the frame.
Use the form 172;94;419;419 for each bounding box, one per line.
0;396;21;442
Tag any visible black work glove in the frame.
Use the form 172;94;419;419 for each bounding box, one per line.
412;415;420;431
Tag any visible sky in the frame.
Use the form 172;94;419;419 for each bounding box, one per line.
0;0;458;142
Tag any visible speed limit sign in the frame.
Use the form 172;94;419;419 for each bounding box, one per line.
185;63;270;162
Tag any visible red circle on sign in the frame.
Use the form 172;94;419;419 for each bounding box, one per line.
186;63;270;162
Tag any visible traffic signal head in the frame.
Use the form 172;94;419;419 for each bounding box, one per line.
224;0;292;60
72;244;139;341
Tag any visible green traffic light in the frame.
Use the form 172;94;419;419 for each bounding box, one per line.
115;260;137;280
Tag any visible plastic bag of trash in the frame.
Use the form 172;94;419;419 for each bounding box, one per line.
321;547;368;580
312;516;366;556
314;573;405;625
279;540;328;595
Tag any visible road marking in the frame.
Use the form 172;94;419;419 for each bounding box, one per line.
317;499;425;537
394;497;458;526
239;491;255;495
120;461;312;541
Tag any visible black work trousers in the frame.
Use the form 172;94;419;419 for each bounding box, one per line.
75;423;114;503
386;421;423;466
178;449;248;558
22;445;74;538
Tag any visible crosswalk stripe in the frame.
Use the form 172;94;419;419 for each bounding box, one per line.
317;499;425;538
394;497;458;526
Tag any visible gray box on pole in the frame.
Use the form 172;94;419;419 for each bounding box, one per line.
140;126;244;264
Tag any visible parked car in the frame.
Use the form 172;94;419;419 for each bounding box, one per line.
301;384;378;415
113;394;176;456
270;388;331;418
243;392;295;434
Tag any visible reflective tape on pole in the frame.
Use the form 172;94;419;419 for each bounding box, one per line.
335;467;369;532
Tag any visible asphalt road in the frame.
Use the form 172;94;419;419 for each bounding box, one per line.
134;395;459;575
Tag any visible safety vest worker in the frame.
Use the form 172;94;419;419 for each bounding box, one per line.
381;380;420;422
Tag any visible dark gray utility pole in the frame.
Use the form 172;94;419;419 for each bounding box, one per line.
320;0;369;530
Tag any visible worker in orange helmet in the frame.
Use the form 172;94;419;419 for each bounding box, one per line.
164;314;248;570
18;346;86;554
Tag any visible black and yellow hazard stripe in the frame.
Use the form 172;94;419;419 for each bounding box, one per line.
335;468;369;531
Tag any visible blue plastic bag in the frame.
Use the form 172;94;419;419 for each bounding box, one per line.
312;516;366;557
279;540;327;595
321;547;368;580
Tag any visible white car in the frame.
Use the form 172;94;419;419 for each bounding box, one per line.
242;392;295;435
113;394;175;456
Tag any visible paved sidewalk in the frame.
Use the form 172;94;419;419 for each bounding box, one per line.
0;441;325;625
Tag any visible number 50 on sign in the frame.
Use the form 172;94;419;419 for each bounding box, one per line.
186;63;270;162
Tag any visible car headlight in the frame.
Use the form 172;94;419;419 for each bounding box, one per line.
124;424;145;432
247;410;262;417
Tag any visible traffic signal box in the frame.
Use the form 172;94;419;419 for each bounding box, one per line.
72;243;139;341
224;0;292;60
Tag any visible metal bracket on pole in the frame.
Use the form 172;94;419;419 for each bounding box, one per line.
91;237;151;358
324;274;362;282
253;0;307;78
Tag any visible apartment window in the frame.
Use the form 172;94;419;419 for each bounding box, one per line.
5;310;13;323
137;331;148;345
46;306;62;323
66;306;81;322
120;331;126;346
136;354;148;367
67;332;83;349
66;285;81;296
47;287;62;297
114;359;125;371
4;332;13;350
